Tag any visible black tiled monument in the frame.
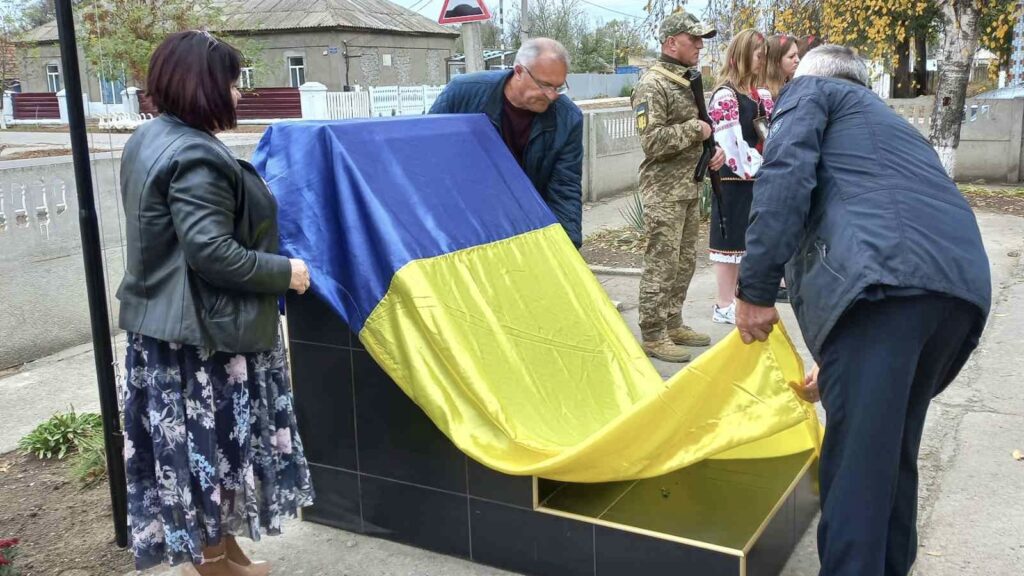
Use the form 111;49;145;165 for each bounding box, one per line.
286;292;818;576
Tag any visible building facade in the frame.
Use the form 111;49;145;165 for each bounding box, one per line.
15;0;458;102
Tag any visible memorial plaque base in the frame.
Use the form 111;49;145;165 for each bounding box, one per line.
286;293;818;576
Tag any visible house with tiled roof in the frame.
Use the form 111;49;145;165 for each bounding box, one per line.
16;0;458;105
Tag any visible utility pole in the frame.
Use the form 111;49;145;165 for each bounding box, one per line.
464;22;486;72
520;0;529;43
54;0;128;548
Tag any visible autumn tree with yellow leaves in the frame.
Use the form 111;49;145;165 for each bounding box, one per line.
830;0;1021;174
819;1;939;97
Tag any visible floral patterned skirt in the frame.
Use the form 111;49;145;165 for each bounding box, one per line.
123;331;314;570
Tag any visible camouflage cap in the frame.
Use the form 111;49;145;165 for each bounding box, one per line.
659;10;717;42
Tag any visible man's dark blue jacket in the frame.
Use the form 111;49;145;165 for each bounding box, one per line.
739;76;991;366
429;70;584;247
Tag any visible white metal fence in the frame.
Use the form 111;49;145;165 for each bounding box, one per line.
323;85;446;120
326;91;371;120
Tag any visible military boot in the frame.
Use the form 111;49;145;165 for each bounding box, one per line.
668;325;711;347
642;338;692;363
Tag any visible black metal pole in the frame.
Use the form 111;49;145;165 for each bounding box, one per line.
53;0;129;548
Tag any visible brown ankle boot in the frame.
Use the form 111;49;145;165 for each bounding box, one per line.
225;536;271;576
642;338;692;363
178;554;231;576
668;325;711;347
178;540;236;576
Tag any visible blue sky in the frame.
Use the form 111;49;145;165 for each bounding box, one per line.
393;0;711;27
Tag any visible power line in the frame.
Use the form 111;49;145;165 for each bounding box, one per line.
344;0;437;52
406;0;435;14
577;0;643;20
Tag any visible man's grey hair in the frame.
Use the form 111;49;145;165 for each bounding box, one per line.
795;45;869;86
514;38;571;69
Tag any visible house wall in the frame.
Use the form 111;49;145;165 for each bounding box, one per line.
16;30;456;97
16;42;105;101
244;30;455;90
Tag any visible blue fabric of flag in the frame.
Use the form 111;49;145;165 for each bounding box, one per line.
252;115;557;333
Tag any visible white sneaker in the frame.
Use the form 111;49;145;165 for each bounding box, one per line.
712;302;736;324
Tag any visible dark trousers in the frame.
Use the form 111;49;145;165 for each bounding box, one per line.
816;294;980;576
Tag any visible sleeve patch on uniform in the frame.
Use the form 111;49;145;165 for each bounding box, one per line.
635;102;649;132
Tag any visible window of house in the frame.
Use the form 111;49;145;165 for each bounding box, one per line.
239;67;255;89
287;56;305;88
382;54;393;67
46;64;61;93
99;73;125;104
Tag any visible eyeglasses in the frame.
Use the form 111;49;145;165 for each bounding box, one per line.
520;65;569;96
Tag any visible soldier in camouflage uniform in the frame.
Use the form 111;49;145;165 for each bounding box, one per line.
632;11;724;363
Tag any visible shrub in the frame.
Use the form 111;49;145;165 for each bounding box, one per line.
619;190;644;233
72;431;108;486
0;538;21;576
700;181;713;221
18;408;102;460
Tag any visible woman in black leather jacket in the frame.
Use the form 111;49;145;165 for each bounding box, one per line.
116;31;313;576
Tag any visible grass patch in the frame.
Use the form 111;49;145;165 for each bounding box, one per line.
959;185;1024;197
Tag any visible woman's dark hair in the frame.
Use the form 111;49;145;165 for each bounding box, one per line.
147;30;242;133
796;34;823;59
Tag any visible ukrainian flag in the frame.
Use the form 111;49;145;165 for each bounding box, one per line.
253;114;819;483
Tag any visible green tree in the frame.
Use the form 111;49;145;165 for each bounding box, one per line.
0;2;21;85
20;0;56;30
643;0;764;43
0;3;19;128
506;0;596;72
596;19;646;68
574;28;611;72
78;0;224;85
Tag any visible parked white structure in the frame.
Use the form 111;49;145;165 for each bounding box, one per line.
303;82;446;120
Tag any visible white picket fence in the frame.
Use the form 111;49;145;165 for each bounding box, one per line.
324;85;446;120
326;91;371;120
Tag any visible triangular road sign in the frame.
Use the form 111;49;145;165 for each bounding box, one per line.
438;0;491;25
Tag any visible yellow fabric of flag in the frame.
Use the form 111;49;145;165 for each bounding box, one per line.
361;224;821;483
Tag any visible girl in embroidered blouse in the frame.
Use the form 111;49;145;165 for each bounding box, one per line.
707;29;773;325
764;34;801;100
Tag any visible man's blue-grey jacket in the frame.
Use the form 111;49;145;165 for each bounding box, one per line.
429;70;584;247
739;75;991;368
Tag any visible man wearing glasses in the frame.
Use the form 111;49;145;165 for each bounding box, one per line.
430;38;583;247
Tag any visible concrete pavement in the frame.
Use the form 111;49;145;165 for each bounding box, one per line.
1;193;1022;575
0;129;264;160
